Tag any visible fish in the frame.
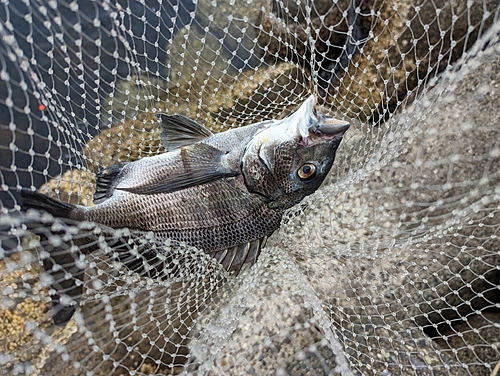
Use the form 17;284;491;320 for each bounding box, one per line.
20;95;349;324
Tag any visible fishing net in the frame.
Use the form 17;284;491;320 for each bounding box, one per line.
1;0;500;374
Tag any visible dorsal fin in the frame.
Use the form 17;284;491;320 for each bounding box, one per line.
158;113;213;150
94;162;128;204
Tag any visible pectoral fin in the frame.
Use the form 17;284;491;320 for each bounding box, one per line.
118;143;238;195
158;113;213;150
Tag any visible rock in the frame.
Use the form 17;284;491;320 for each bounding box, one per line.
432;312;500;376
191;246;467;375
39;169;95;206
5;17;314;375
275;20;500;376
3;1;500;374
257;0;500;122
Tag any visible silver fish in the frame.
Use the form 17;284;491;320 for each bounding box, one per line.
21;95;349;323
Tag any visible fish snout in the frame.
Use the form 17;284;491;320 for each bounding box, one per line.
315;118;350;139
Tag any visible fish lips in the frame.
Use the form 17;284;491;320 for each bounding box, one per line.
314;117;350;138
301;118;350;146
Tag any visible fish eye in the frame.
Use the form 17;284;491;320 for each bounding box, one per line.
297;163;317;180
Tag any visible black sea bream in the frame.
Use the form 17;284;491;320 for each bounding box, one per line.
21;95;349;324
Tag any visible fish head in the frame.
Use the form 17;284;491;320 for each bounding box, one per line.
241;95;350;210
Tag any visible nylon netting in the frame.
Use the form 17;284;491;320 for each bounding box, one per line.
0;0;499;375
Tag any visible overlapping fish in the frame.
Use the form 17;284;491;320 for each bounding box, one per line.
21;95;349;323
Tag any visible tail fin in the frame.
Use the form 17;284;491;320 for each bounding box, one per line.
20;189;76;219
19;189;85;326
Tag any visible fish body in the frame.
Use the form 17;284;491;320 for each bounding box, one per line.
77;122;283;264
21;95;349;325
22;95;349;273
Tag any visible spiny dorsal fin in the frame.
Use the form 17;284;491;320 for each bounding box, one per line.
117;143;238;195
158;113;213;150
94;162;128;204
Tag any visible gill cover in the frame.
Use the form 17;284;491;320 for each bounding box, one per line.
241;95;350;208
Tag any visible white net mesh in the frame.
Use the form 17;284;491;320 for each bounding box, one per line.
1;0;500;375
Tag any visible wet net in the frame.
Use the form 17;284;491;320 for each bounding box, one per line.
1;0;500;375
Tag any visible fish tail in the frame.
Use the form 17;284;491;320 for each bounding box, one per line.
20;189;76;219
19;189;87;326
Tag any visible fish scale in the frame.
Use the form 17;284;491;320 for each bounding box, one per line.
20;95;350;325
90;177;272;236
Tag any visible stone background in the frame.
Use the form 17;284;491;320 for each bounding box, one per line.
1;0;499;375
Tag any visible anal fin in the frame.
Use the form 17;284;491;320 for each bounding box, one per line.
213;237;267;275
228;243;250;272
246;236;266;265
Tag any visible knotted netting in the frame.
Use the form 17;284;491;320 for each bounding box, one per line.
1;0;500;375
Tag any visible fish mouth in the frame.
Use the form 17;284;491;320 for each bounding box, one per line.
304;95;350;139
268;94;350;144
308;117;350;144
315;118;350;138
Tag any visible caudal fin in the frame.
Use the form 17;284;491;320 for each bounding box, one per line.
19;189;85;326
20;189;76;219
